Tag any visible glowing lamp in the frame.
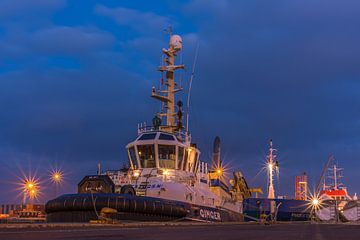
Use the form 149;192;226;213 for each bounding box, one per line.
312;198;319;206
163;169;169;176
51;170;63;183
133;170;140;177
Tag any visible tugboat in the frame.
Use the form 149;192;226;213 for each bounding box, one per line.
45;30;251;222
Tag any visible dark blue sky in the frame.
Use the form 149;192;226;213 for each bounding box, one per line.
1;0;360;203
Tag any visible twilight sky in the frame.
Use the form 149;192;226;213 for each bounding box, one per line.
1;0;360;203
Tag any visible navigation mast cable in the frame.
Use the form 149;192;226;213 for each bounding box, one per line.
186;42;199;133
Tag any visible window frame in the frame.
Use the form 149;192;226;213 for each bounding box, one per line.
158;144;176;169
137;144;156;168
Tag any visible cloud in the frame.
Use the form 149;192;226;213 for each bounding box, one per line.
95;5;171;34
0;65;149;162
0;0;65;19
30;26;115;56
183;0;229;15
0;25;117;72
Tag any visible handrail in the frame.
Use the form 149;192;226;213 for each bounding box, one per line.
137;124;191;143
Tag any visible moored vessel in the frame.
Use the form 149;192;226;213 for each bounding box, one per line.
243;141;311;221
315;160;355;221
46;30;250;222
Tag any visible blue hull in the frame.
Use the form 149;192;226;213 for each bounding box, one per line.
243;198;311;221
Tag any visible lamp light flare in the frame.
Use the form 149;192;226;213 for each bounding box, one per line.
51;170;63;184
20;176;41;201
312;198;319;206
23;178;38;192
133;170;140;177
306;190;325;213
212;161;230;180
29;189;38;199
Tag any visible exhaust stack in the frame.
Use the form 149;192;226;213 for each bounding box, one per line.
212;136;221;170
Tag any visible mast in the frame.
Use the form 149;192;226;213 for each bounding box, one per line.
151;28;185;133
267;140;275;199
328;163;343;190
333;164;337;190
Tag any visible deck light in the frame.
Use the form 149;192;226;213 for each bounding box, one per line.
312;198;319;206
133;170;140;177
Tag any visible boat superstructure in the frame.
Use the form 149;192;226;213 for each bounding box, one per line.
320;163;351;201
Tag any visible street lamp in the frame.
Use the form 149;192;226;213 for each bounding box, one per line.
29;188;37;199
51;170;63;184
50;169;63;197
22;178;39;204
26;182;34;190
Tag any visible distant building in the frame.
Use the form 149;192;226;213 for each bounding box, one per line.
0;204;45;217
0;204;23;215
295;173;308;200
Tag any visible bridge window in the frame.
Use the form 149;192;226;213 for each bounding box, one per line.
139;133;157;140
178;147;184;170
137;145;156;168
158;144;176;168
183;150;188;171
159;134;175;141
193;153;199;172
128;147;138;169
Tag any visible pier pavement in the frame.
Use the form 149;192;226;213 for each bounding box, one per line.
0;222;359;240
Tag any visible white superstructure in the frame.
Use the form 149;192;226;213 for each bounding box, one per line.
104;30;250;216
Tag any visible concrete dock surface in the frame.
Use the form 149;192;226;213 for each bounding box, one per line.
1;222;360;240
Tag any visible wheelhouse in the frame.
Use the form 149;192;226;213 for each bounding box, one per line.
126;131;200;173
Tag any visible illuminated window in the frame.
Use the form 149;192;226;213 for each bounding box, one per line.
193;152;199;172
178;147;184;170
183;150;189;171
137;145;156;168
158;144;176;169
128;147;138;169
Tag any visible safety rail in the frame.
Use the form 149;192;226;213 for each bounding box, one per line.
137;124;191;143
